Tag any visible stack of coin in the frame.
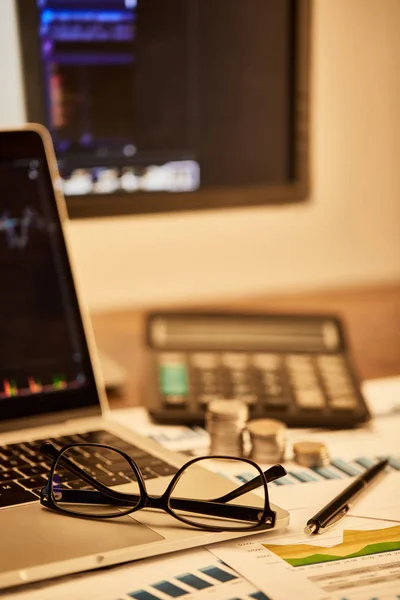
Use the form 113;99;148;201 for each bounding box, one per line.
292;441;330;467
247;418;287;463
206;399;248;457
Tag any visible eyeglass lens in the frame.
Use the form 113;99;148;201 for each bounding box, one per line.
169;458;266;529
51;445;140;517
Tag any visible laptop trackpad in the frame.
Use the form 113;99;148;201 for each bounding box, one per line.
0;503;163;575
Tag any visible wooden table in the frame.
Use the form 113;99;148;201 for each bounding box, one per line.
90;283;400;409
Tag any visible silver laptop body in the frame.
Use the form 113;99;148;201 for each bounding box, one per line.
0;125;289;590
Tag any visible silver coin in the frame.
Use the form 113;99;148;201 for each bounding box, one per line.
293;441;330;467
206;399;248;457
247;418;287;463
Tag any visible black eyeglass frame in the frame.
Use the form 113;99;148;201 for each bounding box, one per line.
40;442;285;532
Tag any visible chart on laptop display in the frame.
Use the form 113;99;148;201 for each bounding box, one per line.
0;152;95;411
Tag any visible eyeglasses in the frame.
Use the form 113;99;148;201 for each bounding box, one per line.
39;442;287;532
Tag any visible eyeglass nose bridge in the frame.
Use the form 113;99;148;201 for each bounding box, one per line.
145;494;167;510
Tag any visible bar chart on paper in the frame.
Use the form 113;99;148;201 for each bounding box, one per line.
337;594;400;600
122;560;270;600
231;454;400;487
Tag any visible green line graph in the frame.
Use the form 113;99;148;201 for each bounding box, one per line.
264;525;400;567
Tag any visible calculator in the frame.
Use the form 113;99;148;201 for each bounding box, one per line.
144;312;371;428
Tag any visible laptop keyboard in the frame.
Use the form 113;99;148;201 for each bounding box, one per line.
0;430;178;509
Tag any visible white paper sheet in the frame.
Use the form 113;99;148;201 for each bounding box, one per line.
362;375;400;417
208;517;399;600
349;471;400;522
5;547;267;600
110;406;210;454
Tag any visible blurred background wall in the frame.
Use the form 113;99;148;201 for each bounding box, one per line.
0;0;399;311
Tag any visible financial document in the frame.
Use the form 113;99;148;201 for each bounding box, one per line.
209;516;400;600
6;547;270;600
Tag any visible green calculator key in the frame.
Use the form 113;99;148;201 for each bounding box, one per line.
159;362;188;396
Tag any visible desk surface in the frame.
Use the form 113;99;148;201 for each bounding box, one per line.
90;283;400;409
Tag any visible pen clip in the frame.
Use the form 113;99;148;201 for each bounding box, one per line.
321;505;350;531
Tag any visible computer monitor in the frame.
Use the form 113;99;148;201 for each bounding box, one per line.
16;0;311;219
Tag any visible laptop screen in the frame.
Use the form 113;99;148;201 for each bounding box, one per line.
0;129;101;424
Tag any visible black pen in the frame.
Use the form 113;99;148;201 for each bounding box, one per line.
304;458;389;535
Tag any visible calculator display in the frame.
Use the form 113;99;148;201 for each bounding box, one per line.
151;315;341;353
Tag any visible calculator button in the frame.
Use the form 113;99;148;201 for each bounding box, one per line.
325;381;354;396
264;383;284;396
329;395;358;410
194;370;219;388
286;354;313;367
221;353;248;369
317;354;345;367
262;371;278;384
163;394;188;407
252;354;280;369
317;356;348;375
263;395;289;408
201;371;218;385
258;368;285;392
295;389;325;409
290;373;318;388
158;355;189;397
323;371;352;384
321;369;355;395
231;370;248;383
232;383;251;395
191;353;219;368
202;386;219;397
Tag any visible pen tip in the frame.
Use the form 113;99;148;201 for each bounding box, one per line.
304;524;317;535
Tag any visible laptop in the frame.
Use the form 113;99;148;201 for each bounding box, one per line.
0;125;289;590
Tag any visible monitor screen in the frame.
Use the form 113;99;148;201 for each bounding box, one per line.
16;0;310;218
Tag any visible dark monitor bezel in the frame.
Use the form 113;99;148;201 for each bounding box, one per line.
16;0;311;220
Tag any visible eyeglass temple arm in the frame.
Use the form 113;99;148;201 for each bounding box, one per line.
53;489;268;523
53;465;286;510
210;464;287;504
